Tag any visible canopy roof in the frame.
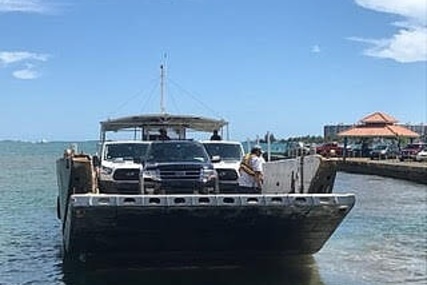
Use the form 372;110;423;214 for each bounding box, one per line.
338;124;420;138
359;111;398;124
338;111;419;138
100;113;228;133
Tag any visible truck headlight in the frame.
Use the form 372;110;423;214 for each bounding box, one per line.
101;166;113;175
142;169;161;181
200;168;217;182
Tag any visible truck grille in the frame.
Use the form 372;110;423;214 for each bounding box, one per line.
113;169;140;181
216;169;238;181
160;169;201;180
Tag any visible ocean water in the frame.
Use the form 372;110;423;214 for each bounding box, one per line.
0;141;426;285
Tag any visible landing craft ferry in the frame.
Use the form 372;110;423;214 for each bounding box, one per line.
56;113;355;264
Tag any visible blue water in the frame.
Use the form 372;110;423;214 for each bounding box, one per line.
0;141;426;285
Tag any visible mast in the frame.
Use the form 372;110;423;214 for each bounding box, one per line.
160;64;166;114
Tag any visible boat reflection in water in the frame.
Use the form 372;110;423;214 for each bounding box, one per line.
61;255;325;285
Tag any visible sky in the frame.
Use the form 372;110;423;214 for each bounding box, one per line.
0;0;426;142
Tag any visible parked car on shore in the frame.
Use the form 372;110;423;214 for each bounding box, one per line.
369;144;399;160
316;142;343;157
347;143;373;157
398;142;427;161
415;147;427;162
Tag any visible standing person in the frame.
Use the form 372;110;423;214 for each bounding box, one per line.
210;129;221;140
238;145;264;193
158;129;170;140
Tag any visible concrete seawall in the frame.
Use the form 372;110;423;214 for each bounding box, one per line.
336;158;427;185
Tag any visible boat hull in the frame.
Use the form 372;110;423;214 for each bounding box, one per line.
57;153;354;265
63;193;355;263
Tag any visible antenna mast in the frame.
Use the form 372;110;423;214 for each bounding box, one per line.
160;53;168;114
160;64;166;114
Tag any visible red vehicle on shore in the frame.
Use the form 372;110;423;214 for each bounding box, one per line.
316;142;344;157
398;142;427;161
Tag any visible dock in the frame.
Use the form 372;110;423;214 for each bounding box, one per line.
336;158;427;185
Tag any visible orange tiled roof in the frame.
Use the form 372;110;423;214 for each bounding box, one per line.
359;111;398;124
338;124;419;138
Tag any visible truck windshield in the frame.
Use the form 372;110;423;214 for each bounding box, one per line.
105;143;149;161
146;142;209;163
203;143;243;161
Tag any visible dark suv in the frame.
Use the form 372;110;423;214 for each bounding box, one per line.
140;140;219;194
369;144;399;160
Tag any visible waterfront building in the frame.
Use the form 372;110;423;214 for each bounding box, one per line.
324;112;426;141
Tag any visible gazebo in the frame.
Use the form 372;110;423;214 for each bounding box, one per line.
337;111;420;159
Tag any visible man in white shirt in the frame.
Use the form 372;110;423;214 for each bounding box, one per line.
238;145;264;193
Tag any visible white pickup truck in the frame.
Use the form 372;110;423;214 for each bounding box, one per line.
201;140;245;193
98;140;150;194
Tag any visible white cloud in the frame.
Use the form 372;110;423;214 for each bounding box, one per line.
0;50;49;79
352;0;427;63
355;0;426;25
311;45;321;53
0;0;51;13
12;63;40;79
0;51;49;65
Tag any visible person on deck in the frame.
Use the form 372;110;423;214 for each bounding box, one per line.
158;129;170;140
238;145;264;193
210;130;221;140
